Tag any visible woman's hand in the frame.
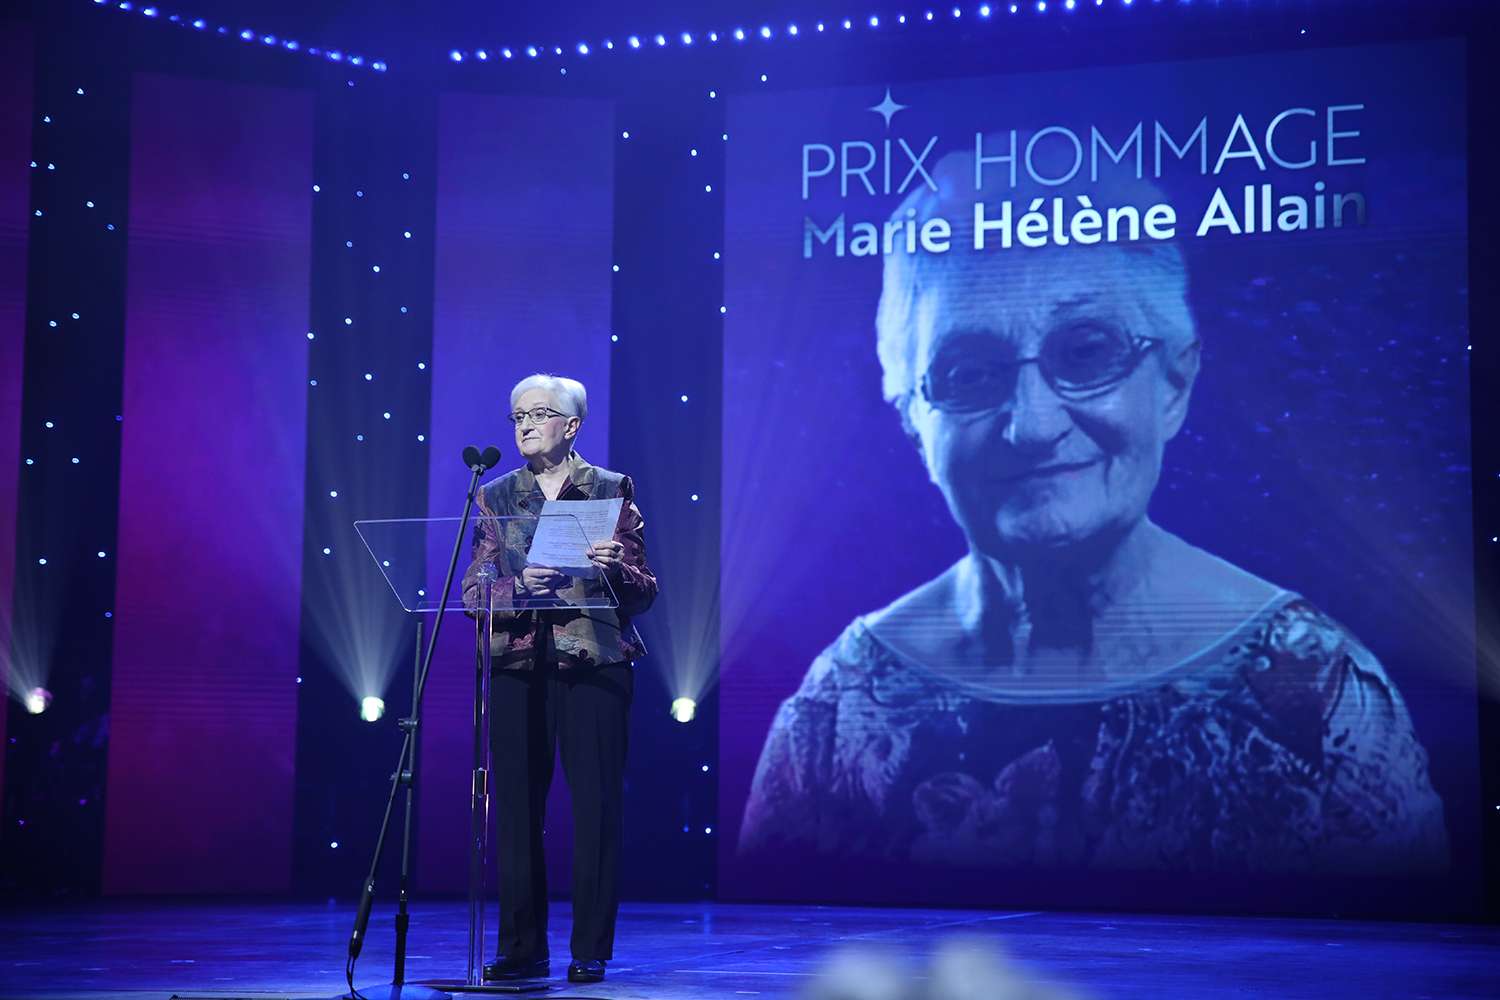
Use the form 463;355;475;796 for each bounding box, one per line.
519;565;571;594
587;540;626;578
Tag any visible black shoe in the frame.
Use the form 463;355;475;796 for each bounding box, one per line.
483;955;549;981
567;959;606;984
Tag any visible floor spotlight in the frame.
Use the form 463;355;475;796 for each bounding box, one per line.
24;687;52;715
670;696;696;723
360;696;386;722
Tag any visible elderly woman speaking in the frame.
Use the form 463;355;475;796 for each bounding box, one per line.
739;147;1448;876
462;374;656;986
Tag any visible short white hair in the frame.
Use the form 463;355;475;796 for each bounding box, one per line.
510;373;588;421
876;135;1196;409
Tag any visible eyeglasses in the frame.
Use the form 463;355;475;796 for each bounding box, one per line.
507;406;572;427
919;324;1164;414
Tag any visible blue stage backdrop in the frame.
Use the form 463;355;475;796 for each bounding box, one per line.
719;40;1477;912
2;3;1493;917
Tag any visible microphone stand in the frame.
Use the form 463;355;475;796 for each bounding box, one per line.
343;453;521;1000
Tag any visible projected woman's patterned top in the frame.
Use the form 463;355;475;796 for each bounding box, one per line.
739;593;1449;873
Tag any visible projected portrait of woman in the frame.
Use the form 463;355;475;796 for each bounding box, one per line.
738;147;1450;874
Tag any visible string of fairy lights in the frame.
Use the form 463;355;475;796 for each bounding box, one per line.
85;0;1341;78
88;0;390;72
87;0;1298;75
447;0;1202;66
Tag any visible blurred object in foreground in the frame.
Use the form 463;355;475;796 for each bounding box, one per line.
804;937;1086;1000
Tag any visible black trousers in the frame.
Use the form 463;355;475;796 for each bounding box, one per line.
491;661;632;963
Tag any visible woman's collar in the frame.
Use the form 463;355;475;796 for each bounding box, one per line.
520;451;596;497
567;454;598;495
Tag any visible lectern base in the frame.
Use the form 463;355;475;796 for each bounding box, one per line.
337;986;454;1000
407;981;551;996
338;982;549;999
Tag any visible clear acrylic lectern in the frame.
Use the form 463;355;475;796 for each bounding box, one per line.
352;514;619;995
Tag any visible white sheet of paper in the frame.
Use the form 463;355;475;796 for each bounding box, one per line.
524;497;625;574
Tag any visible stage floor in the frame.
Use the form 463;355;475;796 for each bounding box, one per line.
0;899;1496;1000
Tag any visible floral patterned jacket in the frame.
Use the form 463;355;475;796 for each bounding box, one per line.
461;456;656;670
739;594;1449;874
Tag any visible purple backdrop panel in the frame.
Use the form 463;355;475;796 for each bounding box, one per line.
0;27;33;812
420;93;613;892
103;74;312;894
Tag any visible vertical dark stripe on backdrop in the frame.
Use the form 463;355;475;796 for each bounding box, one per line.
290;77;438;896
0;25;34;829
1;22;130;895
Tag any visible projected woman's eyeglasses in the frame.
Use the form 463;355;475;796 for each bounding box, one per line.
919;325;1163;412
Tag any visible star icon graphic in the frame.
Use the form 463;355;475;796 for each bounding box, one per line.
868;87;909;129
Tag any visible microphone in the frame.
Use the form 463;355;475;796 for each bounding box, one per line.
462;445;503;473
348;875;376;961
